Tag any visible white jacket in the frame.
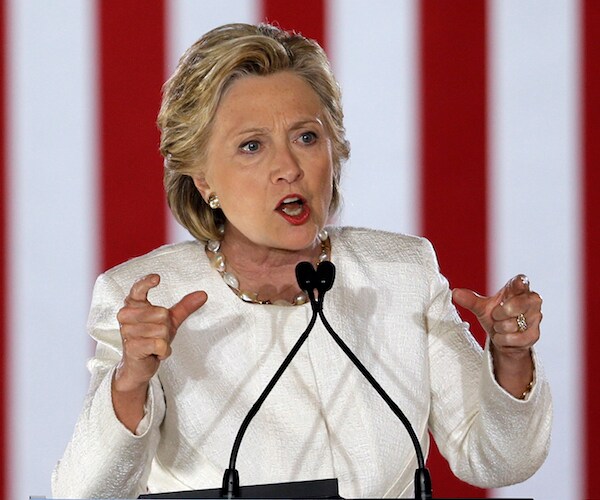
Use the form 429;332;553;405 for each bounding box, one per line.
52;227;552;498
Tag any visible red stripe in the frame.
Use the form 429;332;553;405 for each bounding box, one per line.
583;1;600;497
419;1;488;497
261;0;327;51
98;0;167;271
0;0;7;496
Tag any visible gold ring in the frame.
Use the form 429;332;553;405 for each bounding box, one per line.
516;313;528;332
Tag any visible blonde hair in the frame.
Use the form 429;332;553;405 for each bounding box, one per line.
158;23;350;241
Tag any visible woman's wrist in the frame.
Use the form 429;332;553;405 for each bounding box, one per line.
111;363;150;432
113;360;151;394
490;343;535;399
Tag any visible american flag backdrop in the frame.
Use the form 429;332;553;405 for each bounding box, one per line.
0;1;596;499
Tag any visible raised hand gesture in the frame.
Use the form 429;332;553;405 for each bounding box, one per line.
453;275;542;399
112;274;207;430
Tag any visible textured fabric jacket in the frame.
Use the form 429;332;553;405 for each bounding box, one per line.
52;227;552;499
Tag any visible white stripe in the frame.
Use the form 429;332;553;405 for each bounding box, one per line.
488;1;581;498
7;1;97;498
329;0;419;235
166;0;260;244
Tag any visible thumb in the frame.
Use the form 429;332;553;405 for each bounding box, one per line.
452;288;488;318
170;290;208;331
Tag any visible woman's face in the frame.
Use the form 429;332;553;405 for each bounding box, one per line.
195;71;334;252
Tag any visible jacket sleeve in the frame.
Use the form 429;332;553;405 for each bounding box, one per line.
422;239;552;488
51;273;166;499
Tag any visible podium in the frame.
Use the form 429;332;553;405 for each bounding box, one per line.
138;477;341;498
134;477;533;500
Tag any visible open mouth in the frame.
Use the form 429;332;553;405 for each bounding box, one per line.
275;195;310;224
278;196;305;216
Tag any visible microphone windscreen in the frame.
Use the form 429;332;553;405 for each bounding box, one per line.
295;261;316;291
316;261;336;293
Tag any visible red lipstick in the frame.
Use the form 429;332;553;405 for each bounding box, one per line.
275;194;310;225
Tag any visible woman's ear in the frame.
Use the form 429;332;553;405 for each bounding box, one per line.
192;174;212;203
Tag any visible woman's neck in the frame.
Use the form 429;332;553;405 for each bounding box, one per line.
213;226;326;304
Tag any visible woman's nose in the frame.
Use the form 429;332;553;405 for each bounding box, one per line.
271;145;303;184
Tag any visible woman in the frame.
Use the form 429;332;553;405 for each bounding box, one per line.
52;23;551;499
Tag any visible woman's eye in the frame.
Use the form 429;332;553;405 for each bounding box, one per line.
240;140;260;153
298;132;317;145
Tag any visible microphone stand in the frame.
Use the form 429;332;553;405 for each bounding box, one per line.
222;271;320;498
223;261;432;499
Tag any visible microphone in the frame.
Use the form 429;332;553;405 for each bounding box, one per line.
297;260;335;314
295;261;318;306
315;261;335;295
314;262;433;500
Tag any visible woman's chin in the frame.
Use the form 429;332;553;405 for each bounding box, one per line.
278;229;323;253
225;219;324;254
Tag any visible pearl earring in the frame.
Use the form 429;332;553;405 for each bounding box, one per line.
208;193;220;210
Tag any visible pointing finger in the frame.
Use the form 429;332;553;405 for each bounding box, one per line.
503;274;530;300
126;274;161;305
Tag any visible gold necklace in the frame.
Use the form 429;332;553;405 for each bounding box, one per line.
205;229;330;305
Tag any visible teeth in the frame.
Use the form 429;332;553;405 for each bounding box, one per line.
282;205;303;216
278;196;304;217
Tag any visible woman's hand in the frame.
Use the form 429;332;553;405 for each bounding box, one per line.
452;275;542;398
112;274;207;431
